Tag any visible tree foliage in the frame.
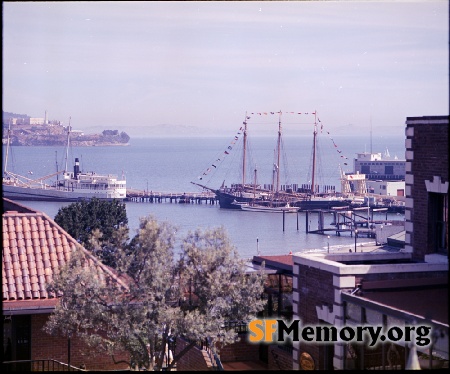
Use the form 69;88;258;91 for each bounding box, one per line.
45;216;266;371
120;131;130;143
54;198;128;266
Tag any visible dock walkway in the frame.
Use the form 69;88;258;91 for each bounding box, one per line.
305;207;404;238
126;189;218;205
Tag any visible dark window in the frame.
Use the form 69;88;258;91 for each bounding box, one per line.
428;192;448;254
8;315;31;371
385;166;394;174
361;165;370;174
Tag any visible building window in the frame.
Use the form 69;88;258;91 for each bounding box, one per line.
428;193;448;254
385;165;394;175
361;165;370;174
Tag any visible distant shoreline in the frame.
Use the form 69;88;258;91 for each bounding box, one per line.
5;143;131;147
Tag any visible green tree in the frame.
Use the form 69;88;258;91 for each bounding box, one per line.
54;198;128;266
120;131;130;143
45;216;266;371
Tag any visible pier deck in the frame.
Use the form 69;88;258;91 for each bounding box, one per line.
305;207;404;238
126;189;218;205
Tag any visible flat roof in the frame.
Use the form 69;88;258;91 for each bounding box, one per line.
343;286;448;327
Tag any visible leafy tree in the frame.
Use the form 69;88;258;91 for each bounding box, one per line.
45;215;266;371
120;131;130;143
102;129;119;136
54;198;128;266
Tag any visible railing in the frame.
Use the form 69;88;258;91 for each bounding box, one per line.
126;189;216;198
2;359;85;371
222;321;248;333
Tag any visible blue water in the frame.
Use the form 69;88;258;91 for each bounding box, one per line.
3;134;405;258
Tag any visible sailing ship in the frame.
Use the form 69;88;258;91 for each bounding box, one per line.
192;111;349;211
2;120;127;202
233;162;299;213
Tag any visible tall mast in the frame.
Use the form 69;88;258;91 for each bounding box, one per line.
252;165;257;200
311;111;317;196
370;115;373;154
4;119;11;174
64;117;71;172
272;155;277;194
242;113;248;187
276;111;282;195
55;151;59;181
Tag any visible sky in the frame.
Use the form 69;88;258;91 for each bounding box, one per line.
2;1;449;137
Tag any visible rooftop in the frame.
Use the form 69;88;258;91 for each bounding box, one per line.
2;197;127;315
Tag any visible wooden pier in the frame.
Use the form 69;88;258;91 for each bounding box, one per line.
305;206;403;238
126;189;218;205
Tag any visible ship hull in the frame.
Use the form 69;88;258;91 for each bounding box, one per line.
296;199;350;210
2;184;126;202
217;192;254;209
240;205;299;213
216;190;349;211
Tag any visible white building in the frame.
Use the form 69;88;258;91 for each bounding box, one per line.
28;117;45;125
354;151;405;181
366;179;405;196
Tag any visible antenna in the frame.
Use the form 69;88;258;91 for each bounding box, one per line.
370;116;373;154
4;119;12;174
64;117;71;172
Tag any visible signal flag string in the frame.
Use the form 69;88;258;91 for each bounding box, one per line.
196;111;323;181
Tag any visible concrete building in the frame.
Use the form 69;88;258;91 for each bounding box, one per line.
366;179;405;196
27;117;45;125
354;151;405;181
350;146;406;198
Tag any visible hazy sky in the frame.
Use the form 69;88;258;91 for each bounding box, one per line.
3;1;449;136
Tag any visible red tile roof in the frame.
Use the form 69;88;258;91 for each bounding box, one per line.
252;254;293;272
2;198;128;313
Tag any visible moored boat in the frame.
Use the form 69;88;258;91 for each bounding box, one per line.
192;111;348;211
2;120;127;201
240;202;299;213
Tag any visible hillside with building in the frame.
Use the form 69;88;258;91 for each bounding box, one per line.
2;111;130;146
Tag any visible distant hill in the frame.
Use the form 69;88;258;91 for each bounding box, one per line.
3;111;29;122
2;120;130;146
82;123;218;138
3;111;405;139
332;123;404;137
81;122;405;138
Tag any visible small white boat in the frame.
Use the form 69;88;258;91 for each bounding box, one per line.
240;202;299;213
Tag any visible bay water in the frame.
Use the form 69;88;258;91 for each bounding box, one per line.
3;134;405;259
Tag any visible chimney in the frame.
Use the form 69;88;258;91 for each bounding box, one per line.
74;158;80;179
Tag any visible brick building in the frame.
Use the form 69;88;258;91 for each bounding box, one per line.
2;198;130;371
404;115;449;260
